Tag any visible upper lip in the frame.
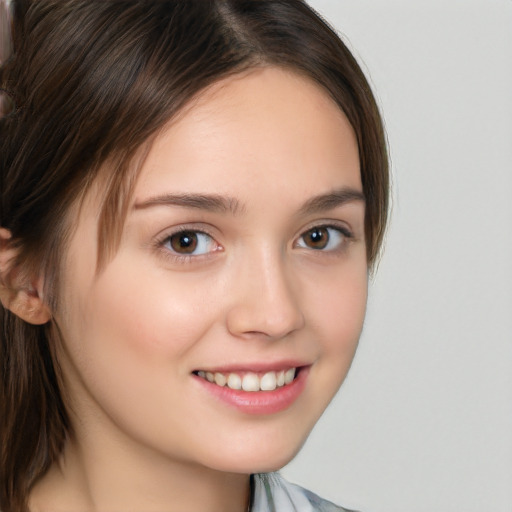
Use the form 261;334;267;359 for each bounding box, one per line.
193;360;311;374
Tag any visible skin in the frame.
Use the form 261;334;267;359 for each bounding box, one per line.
21;67;368;512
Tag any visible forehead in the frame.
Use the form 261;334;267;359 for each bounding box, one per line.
134;66;361;203
68;66;362;274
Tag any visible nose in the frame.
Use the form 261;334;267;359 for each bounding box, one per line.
225;249;305;340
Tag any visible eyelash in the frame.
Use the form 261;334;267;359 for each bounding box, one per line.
155;223;354;264
295;224;353;252
155;226;220;264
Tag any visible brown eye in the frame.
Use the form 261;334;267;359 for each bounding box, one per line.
169;231;198;253
302;227;330;249
162;230;220;260
161;230;220;260
297;226;349;251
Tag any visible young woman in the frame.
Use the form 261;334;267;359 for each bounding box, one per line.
0;1;389;511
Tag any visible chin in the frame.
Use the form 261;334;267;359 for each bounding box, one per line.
200;430;310;475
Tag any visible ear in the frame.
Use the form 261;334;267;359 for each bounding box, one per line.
0;227;52;325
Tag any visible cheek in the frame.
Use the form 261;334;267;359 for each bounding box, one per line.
56;250;220;413
323;278;367;349
54;254;224;449
84;260;217;363
301;258;368;388
304;258;368;347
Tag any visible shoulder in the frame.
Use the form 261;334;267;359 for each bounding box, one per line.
251;472;360;512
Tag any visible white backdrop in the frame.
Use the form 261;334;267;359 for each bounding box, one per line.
282;1;512;511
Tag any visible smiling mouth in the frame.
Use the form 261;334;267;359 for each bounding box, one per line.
193;368;299;392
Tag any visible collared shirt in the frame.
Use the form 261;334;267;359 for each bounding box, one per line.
251;473;357;512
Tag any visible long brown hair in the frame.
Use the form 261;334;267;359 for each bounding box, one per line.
0;1;389;510
0;0;12;116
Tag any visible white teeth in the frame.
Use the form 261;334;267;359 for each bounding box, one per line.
227;373;242;390
242;373;260;392
214;372;227;386
284;368;296;385
198;368;298;391
260;371;277;391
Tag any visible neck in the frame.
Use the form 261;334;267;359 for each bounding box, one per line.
29;435;251;512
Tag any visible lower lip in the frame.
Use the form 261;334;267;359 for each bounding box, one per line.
194;367;309;415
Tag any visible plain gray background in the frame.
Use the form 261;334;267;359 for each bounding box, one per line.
282;1;512;511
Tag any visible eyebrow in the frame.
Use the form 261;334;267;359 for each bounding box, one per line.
133;193;244;215
298;187;365;216
132;187;364;216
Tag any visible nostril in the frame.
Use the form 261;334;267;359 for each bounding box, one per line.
225;261;305;340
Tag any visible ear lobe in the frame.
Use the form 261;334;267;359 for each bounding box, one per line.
0;284;52;325
0;228;52;325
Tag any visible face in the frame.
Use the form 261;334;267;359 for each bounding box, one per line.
54;67;367;474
